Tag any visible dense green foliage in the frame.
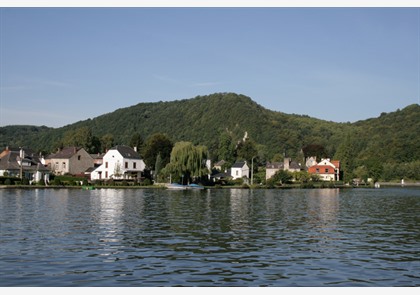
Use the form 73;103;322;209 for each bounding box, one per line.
1;92;419;181
162;141;209;184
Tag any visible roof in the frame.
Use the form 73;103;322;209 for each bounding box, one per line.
214;160;226;166
308;165;337;174
212;171;231;179
111;145;141;159
266;162;283;169
232;162;247;168
289;161;302;170
0;150;49;172
90;153;104;159
46;147;82;159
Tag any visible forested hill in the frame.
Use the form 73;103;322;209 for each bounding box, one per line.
1;93;419;167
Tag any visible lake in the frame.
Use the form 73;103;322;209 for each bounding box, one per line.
0;187;419;287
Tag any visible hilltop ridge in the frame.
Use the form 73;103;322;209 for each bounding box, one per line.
1;93;419;167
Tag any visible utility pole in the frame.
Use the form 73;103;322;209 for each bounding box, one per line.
19;147;24;180
251;156;256;186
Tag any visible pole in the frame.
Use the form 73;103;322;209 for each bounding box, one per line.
251;156;255;186
19;147;23;180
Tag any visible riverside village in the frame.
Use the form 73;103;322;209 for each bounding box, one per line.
2;134;366;189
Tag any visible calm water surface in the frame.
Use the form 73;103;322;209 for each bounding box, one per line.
0;187;419;287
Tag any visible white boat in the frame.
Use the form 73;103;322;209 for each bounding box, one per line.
166;183;187;190
166;183;205;190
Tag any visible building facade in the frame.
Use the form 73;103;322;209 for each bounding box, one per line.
90;145;146;181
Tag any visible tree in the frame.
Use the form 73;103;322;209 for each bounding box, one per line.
154;153;163;182
61;127;100;153
129;132;144;152
266;169;293;186
164;141;209;184
236;138;258;164
302;144;328;160
100;134;114;152
353;165;369;183
142;133;173;170
217;130;236;164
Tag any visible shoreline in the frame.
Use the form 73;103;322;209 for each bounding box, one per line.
1;182;420;190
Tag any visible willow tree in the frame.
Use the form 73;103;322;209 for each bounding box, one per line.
164;141;209;184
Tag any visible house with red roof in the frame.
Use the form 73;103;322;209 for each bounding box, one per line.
307;158;341;181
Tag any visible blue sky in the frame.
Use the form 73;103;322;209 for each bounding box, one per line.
1;6;419;127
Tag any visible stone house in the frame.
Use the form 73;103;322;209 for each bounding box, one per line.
266;158;302;180
45;147;95;176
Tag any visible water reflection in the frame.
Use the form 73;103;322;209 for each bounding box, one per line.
0;188;419;286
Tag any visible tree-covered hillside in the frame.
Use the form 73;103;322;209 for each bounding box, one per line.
1;93;350;157
1;92;419;181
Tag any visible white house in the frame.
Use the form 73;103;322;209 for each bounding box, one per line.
90;145;145;181
230;161;249;180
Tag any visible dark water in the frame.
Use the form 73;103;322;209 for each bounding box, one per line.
0;187;419;287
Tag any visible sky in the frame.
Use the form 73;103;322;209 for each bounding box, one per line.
1;3;420;128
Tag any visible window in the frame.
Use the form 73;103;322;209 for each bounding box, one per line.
325;168;329;173
236;170;239;176
125;162;128;169
78;155;81;160
105;162;108;168
133;162;137;169
316;168;320;173
105;171;108;178
63;162;66;169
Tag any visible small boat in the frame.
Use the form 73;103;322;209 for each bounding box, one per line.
187;183;205;190
82;185;95;190
166;183;187;190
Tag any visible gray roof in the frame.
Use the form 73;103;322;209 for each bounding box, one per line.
0;149;50;172
46;147;82;159
266;162;284;169
111;145;141;159
232;162;246;168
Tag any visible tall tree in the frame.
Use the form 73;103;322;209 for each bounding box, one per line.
164;141;209;184
217;130;236;164
142;133;173;170
129;132;144;152
100;133;114;152
236;138;258;164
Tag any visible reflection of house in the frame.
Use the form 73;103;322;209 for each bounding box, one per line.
231;161;249;180
0;147;50;183
45;147;95;176
90;145;145;181
266;158;302;180
308;158;340;181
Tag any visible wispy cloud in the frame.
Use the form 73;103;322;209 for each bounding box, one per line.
0;78;73;93
190;81;221;87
